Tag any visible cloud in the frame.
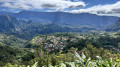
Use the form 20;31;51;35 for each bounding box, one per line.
0;0;85;11
70;1;120;14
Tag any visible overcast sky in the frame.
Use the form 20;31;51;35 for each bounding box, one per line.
0;0;120;16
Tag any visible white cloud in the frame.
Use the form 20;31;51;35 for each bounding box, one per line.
70;1;120;14
0;0;85;11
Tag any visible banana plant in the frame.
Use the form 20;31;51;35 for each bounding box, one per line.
107;58;118;67
65;52;92;67
96;56;118;67
74;52;91;67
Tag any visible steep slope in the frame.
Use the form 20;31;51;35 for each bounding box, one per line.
0;15;21;33
0;15;44;39
0;15;37;33
105;19;120;31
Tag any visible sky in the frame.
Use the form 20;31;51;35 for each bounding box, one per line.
0;0;120;16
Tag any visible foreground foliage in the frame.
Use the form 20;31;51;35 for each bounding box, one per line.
4;51;119;67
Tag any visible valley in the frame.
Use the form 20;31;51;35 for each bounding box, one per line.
0;11;120;67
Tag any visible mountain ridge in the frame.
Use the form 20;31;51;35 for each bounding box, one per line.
0;15;96;39
0;11;119;29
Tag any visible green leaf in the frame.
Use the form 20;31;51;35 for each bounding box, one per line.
107;58;112;67
32;62;38;67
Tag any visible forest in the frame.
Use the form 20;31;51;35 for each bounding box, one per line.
0;31;120;67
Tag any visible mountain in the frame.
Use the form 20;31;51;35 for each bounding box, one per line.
0;15;39;33
0;11;119;29
11;11;119;29
0;15;96;39
0;15;44;39
0;15;21;33
105;19;120;31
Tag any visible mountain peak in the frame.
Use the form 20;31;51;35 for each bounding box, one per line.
0;15;16;22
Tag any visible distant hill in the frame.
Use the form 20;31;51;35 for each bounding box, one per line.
0;11;119;29
105;19;120;31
